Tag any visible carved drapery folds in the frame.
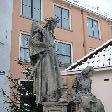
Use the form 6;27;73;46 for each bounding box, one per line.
29;17;67;104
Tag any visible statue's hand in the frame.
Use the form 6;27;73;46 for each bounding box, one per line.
73;95;81;102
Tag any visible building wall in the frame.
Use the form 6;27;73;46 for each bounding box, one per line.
11;0;112;78
79;10;112;54
91;69;112;112
0;0;13;111
11;0;32;79
10;0;112;111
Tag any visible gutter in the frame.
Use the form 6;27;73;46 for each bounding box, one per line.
63;0;112;21
62;66;112;76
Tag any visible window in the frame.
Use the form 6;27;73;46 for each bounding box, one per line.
55;40;72;67
19;34;72;66
87;17;100;38
54;5;70;30
22;0;41;21
19;80;34;111
20;33;30;63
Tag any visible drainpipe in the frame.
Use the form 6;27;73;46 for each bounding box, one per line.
81;9;87;55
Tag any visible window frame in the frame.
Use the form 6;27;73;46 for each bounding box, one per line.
87;16;101;39
19;32;30;64
20;0;43;21
53;3;71;30
54;39;73;67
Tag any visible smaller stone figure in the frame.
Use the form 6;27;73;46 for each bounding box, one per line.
71;66;105;112
72;66;93;98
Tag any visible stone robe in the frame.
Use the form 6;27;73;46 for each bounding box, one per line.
29;20;62;104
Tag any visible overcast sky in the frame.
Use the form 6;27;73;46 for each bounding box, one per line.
69;0;112;18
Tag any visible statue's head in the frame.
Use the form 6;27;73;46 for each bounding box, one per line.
44;17;59;31
81;66;94;77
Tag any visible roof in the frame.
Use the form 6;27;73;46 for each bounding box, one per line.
63;0;112;21
66;39;112;72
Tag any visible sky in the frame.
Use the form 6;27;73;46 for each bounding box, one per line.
69;0;112;18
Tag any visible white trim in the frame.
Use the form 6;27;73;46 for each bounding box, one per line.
53;3;70;14
19;32;30;61
41;0;43;21
54;39;73;64
20;0;22;16
54;39;72;45
19;33;21;61
69;8;72;31
63;66;112;76
87;16;101;39
53;3;72;30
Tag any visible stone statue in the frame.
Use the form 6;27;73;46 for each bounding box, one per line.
29;17;65;104
71;66;105;112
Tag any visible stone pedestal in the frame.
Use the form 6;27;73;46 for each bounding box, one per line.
43;102;68;112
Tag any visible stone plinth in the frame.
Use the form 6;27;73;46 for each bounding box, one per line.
43;102;68;112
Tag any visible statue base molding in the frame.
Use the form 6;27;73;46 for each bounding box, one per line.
43;102;68;112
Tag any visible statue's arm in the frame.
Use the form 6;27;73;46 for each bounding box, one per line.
89;79;92;93
33;26;42;34
72;77;79;93
29;36;48;48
